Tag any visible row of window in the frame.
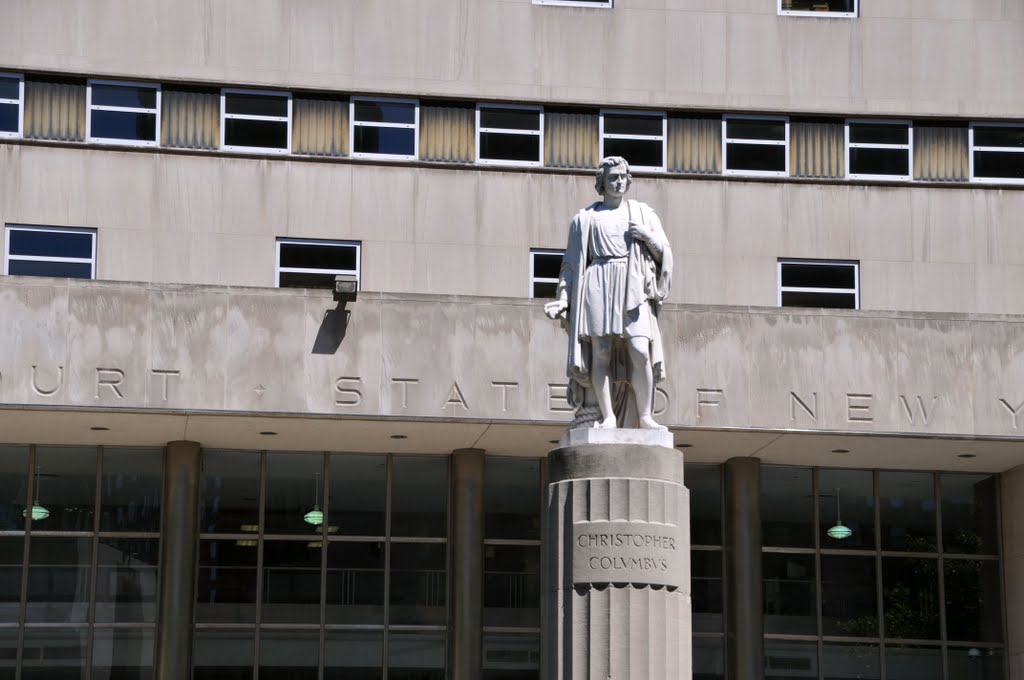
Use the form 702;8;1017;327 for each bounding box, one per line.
536;0;860;17
3;72;1023;184
4;224;858;310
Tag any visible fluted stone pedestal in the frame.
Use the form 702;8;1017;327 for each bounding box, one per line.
544;429;691;680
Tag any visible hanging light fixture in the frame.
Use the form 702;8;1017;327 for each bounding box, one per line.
22;466;49;522
827;487;852;540
303;472;324;526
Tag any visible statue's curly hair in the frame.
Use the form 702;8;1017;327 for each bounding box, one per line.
594;156;632;195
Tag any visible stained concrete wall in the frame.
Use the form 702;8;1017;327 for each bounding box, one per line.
2;0;1024;118
2;144;1024;313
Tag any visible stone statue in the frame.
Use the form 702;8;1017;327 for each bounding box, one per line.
545;156;673;430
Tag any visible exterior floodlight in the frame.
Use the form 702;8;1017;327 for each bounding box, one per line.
333;274;358;303
826;487;852;540
303;471;324;526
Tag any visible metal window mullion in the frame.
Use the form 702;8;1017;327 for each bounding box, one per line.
8;254;94;264
90;104;157;115
873;469;886;680
848;143;910;151
727;138;787;146
319;453;328;680
354;120;416;130
812;469;824;680
934;473;950;680
0;98;20;105
223;113;289;123
85;446;103;680
279;266;358;275
604;133;664;141
254;451;267;680
479;128;541;136
974;146;1024;153
382;454;393;680
15;445;36;680
444;454;452;676
780;286;857;295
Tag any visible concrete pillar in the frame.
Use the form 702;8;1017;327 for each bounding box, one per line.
724;457;763;680
155;441;201;680
544;430;691;680
1002;465;1024;680
450;448;484;680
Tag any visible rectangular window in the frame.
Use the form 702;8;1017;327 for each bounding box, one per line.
221;89;291;154
778;259;858;309
0;73;24;139
530;250;563;299
845;120;912;181
350;97;418;160
4;225;96;279
600;110;666;172
778;0;857;17
276;238;360;289
969;123;1024;184
86;80;160;147
476;104;543;167
723;116;789;177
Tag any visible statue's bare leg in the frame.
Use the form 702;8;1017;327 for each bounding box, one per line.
591;337;617;428
628;336;666;430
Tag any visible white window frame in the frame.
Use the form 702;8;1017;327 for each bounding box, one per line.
533;0;612;7
845;119;913;182
4;224;97;279
530;249;563;298
0;72;24;140
220;88;292;155
599;109;667;173
723;115;790;178
777;0;858;18
476;104;544;168
350;96;419;161
969;122;1024;185
777;259;859;309
275;238;361;289
86;79;161;148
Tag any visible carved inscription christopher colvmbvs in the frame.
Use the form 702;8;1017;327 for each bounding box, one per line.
572;520;683;588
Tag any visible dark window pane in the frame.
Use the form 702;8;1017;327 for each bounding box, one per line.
945;560;1003;642
280;242;357;270
727;119;786;141
225;118;288;149
884;646;942;680
193;629;254;680
882;557;940;640
261;540;322;624
388;632;445;680
225;93;288;117
94;536;159;623
480;132;540;162
603;114;663;136
91;110;157;141
0;629;15;680
279;271;341;289
822;643;879;680
532;253;562;280
485;458;540;540
8;259;94;279
259;631;318;680
691;550;723;633
326;540;385;625
482;635;539;680
973;126;1024;148
849;123;909;145
391;456;447;538
0;78;19;100
100;447;162;532
532;281;557;298
0;537;23;623
329;454;386;536
781;262;856;290
483;544;540;628
849;147;910;176
693;636;725;680
973;150;1024;180
763;552;816;635
761;466;814;548
353;125;415;156
687;464;722;545
34;447;96;531
26;536;93;623
389;542;447;625
0;445;27;530
92;84;156;109
324;631;383;680
941;474;999;555
764;640;817;678
0;104;17;133
353;101;416;125
603;137;663;168
781;291;857;309
92;628;154;679
264;453;324;535
947;646;1004;679
880;472;936;552
726;142;786;172
819;469;873;550
22;629;87;680
821;555;878;636
201;450;260;535
480;108;540;131
196;539;258;624
9;229;93;258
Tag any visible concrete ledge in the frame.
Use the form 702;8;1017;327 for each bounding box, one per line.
548;439;683;485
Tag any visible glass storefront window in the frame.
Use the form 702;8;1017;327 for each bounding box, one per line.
763;552;816;635
326;540;386;625
0;628;14;680
880;472;937;552
482;634;539;680
261;540;322;624
25;536;93;624
196;539;258;624
821;642;880;679
693;636;725;680
764;639;817;679
92;628;154;680
882;557;940;640
762;467;814;548
324;630;384;679
691;549;723;634
821;554;877;637
483;544;540;628
687;464;722;546
941;474;999;555
389;542;447;626
944;559;1003;642
884;644;942;679
0;445;27;530
34;447;96;532
484;458;540;541
259;630;319;680
330;455;387;537
201;450;261;535
100;447;162;533
391;456;447;538
193;628;255;680
819;468;874;550
21;628;88;680
94;536;159;623
947;646;1004;680
388;632;446;680
0;537;22;624
265;453;325;536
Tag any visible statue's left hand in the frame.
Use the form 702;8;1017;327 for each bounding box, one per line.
628;221;654;243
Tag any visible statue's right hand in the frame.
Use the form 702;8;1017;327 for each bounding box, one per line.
544;299;569;320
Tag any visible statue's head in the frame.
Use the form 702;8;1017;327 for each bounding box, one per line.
594;156;632;196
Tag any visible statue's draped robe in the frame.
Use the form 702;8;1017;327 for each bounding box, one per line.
556;199;673;422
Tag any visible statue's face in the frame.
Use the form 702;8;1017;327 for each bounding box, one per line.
602;163;630;198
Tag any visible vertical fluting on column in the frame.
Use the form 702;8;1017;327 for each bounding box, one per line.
544;439;692;680
450;448;484;680
724;457;764;680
